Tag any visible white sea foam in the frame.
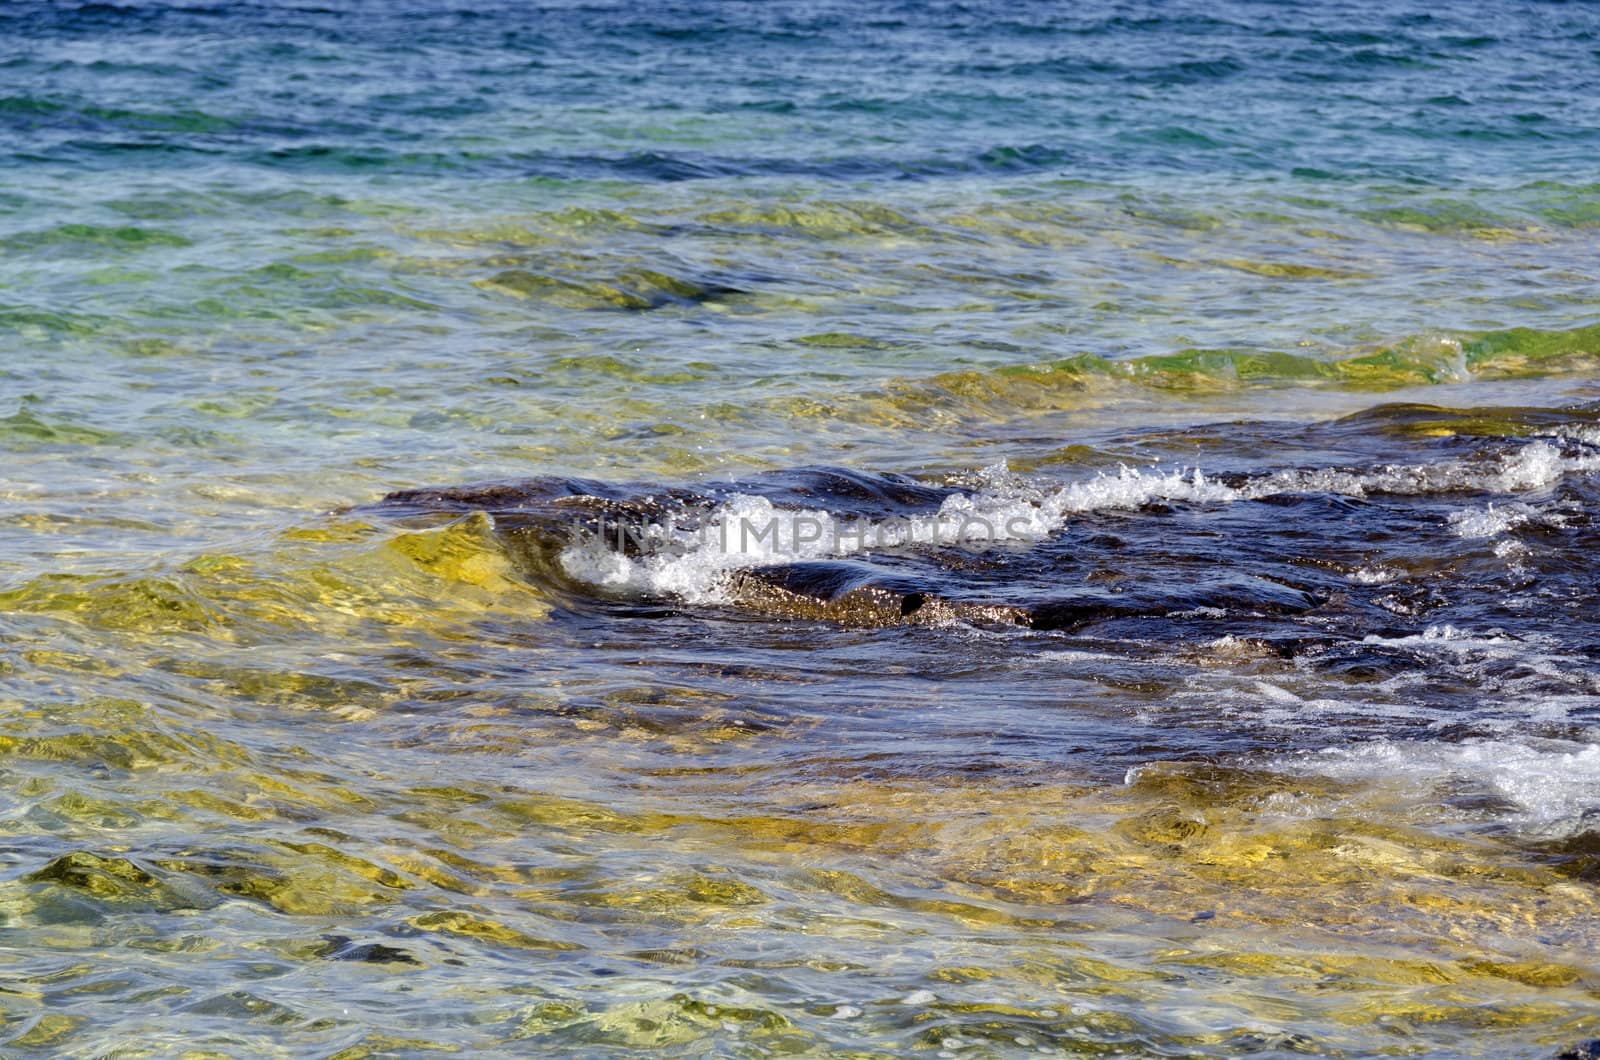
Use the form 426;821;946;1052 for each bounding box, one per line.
560;493;846;603
1247;439;1581;499
558;439;1600;600
1449;502;1539;539
1538;423;1600;448
1282;737;1600;837
1359;623;1515;652
557;462;1242;601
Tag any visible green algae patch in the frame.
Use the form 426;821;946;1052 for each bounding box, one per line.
1359;200;1525;236
409;207;668;247
280;842;416;893
567;873;771;918
478;269;648;308
681;768;1600;1004
0;727;246;772
155;849;408;917
487;792;660;835
794;332;902;350
0;408;117;447
477;266;726;311
1460;958;1588;989
11;744;1585;1055
0;305;112;338
834;353;1115;427
1463;322;1600;376
1125;348;1340;389
832;322;1600;428
0;571;222;633
385;512;540;601
2;224;192;253
311;285;442;312
941;202;1092;247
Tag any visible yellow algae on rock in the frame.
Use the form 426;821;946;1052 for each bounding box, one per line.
386;512;532;597
407;910;582;951
7;1014;87;1050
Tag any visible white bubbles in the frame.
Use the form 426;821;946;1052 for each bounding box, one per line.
1449;502;1540;539
556;437;1600;604
1052;464;1241;513
1360;623;1507;648
1282;737;1600;838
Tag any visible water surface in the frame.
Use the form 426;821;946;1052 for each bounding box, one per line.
3;1;1600;1056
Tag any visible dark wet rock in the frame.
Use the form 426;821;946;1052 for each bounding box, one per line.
479;267;743;311
727;562;1026;628
371;466;1335;630
381;475;699;519
720;563;1322;631
1555;1041;1600;1060
180;990;302;1024
1029;596;1143;631
315;934;423;966
1031;576;1321;633
1266;635;1343;658
1374;585;1450;617
1192;574;1325;614
1523;829;1600;883
366;452;1578;661
1311;643;1429;680
732;466;954;517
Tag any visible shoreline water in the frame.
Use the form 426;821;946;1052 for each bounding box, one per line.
4;1;1600;1055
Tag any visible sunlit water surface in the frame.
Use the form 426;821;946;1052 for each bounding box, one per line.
3;1;1600;1056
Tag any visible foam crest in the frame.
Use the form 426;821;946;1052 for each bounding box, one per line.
1245;440;1581;500
956;462;1241;525
557;463;1247;601
1449;502;1541;539
1283;738;1600;837
556;437;1600;602
1359;623;1514;650
1052;465;1241;513
560;494;837;603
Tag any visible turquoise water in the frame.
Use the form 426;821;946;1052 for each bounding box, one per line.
3;2;1600;1056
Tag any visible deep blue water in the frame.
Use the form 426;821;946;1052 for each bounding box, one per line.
6;1;1600;184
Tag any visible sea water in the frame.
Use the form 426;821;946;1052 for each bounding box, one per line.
3;2;1599;1056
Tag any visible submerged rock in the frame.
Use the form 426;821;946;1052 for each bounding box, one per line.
727;561;1027;627
372;465;1343;631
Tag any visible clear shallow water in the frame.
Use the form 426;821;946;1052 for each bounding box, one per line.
3;1;1600;1056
